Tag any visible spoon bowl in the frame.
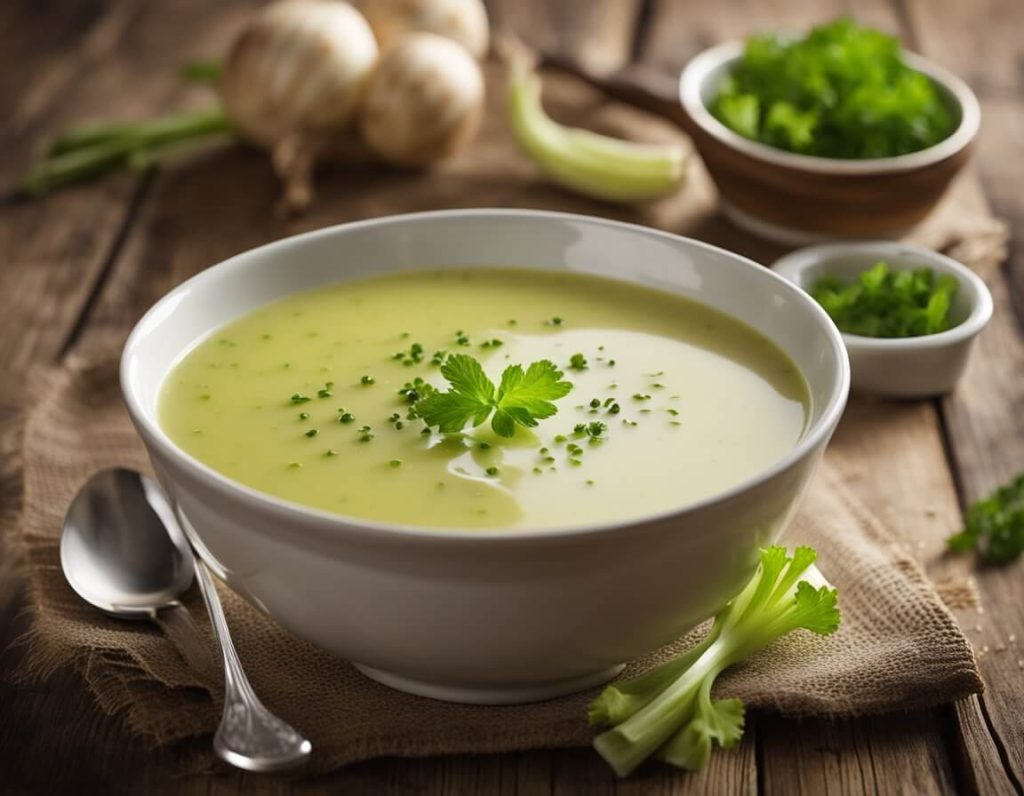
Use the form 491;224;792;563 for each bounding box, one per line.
61;468;193;619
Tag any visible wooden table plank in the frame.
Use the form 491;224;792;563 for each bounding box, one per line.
900;0;1024;790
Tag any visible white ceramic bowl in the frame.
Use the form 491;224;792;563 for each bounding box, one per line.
772;242;992;397
122;210;849;704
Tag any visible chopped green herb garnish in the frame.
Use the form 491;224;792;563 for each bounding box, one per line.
304;429;319;438
633;393;651;401
586;421;607;438
811;261;958;338
589;398;601;409
389;459;401;468
478;441;492;451
569;353;589;371
287;461;301;469
554;434;567;444
589;546;839;776
325;449;338;457
481;338;504;349
414;353;572;438
947;473;1024;563
394;342;425;366
360;375;375;385
398;377;436;405
485;466;500;476
339;412;355;424
667;408;680;416
711;18;954;158
290;393;311;404
318;388;333;398
544;316;564;327
299;412;310;420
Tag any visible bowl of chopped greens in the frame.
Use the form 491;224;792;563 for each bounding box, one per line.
772;241;992;396
679;18;980;244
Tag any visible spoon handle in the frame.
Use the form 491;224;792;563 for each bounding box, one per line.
192;558;312;772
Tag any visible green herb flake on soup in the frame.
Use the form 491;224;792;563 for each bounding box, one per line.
160;268;808;530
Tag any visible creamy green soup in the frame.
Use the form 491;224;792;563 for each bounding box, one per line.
160;268;807;530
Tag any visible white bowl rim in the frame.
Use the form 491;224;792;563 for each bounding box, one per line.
121;209;850;543
679;39;981;175
771;240;994;351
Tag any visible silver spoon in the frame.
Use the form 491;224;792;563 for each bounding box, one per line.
61;468;312;772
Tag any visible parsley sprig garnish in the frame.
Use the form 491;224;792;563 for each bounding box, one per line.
414;353;572;438
948;473;1024;563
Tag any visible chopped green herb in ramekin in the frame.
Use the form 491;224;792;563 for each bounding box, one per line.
810;261;958;338
712;18;955;159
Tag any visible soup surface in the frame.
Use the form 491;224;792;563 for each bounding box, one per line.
160;268;807;530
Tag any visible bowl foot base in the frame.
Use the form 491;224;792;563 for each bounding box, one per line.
353;662;625;705
720;199;910;246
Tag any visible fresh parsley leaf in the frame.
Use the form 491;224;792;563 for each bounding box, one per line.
948;473;1024;563
414;354;572;438
496;360;572;425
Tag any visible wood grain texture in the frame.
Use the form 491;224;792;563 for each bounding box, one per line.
900;0;1024;790
1;0;1021;792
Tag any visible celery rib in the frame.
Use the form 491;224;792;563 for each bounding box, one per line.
505;56;686;204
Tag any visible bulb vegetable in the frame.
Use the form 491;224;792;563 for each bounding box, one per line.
589;545;840;776
221;0;379;210
361;0;489;58
359;33;484;167
501;38;686;204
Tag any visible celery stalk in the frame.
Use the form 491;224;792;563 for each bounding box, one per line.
589;546;841;777
504;47;686;204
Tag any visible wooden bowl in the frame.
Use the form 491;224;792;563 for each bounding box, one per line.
678;42;981;245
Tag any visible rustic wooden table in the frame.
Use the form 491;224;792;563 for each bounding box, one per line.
1;0;1021;793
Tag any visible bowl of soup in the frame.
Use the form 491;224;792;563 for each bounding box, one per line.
122;210;849;704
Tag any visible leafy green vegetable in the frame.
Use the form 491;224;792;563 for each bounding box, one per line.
414;354;572;438
711;18;954;159
810;261;958;338
947;473;1024;563
589;546;840;776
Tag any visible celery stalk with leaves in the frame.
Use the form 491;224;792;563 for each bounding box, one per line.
589;545;840;777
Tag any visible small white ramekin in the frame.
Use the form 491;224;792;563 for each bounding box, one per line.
772;242;993;397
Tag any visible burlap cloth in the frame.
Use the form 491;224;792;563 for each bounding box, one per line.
11;63;1005;773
